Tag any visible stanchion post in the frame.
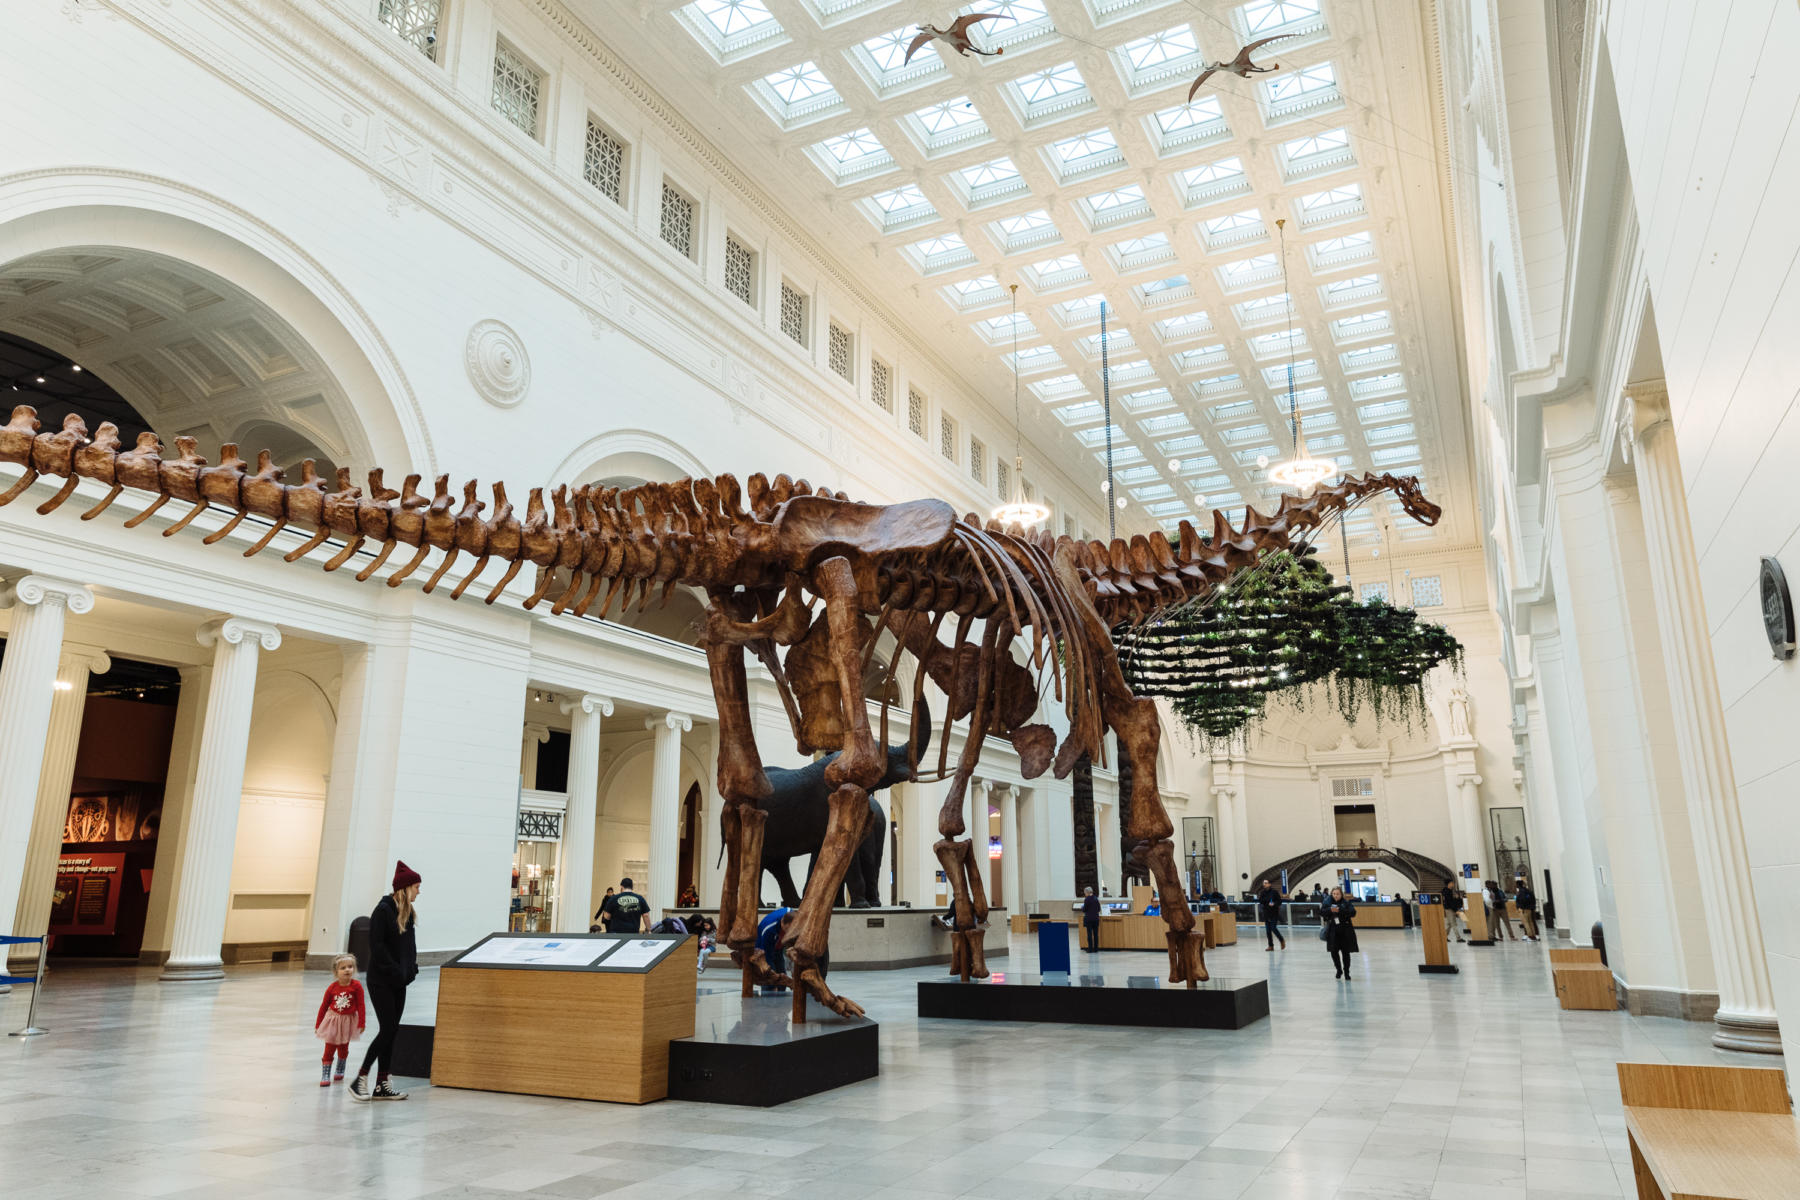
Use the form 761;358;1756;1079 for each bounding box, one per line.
7;935;49;1037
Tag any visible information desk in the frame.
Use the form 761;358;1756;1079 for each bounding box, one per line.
434;932;694;1104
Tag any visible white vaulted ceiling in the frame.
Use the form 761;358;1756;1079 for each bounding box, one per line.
568;0;1472;550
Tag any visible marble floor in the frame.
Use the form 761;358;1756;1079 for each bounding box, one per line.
0;926;1779;1200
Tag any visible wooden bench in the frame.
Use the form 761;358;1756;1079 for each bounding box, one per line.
1552;961;1616;1010
1619;1062;1800;1199
1549;947;1605;965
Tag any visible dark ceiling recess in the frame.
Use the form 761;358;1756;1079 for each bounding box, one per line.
0;641;183;706
0;329;153;442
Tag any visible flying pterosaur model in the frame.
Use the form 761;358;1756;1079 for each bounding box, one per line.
904;13;1011;64
1187;35;1288;102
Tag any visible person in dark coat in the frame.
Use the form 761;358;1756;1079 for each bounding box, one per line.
1514;880;1541;940
1255;878;1287;951
350;861;420;1102
1321;885;1358;980
1442;885;1467;942
1080;887;1101;952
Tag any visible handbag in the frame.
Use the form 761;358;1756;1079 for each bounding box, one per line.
1317;920;1330;942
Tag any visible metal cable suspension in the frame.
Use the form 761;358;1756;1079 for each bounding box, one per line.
1101;299;1115;542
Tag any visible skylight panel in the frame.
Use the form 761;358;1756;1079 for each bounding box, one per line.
961;158;1021;189
1014;61;1087;105
1156;310;1213;340
1055;292;1108;324
1263;61;1342;122
865;183;936;229
1349;370;1405;399
764;61;833;104
1278;126;1352;181
1358;398;1411;422
1199;207;1268;250
1234;291;1293;328
1295;181;1365;226
1187;471;1232;489
688;0;778;38
1009;344;1062;373
1311;231;1377;271
1122;387;1174;412
906;97;990;154
977;310;1035;341
1149;96;1228;154
943;274;1006;310
1077;329;1135;356
1193;372;1247;398
1217;253;1280;291
904;231;975;273
1024;254;1089;291
1131;484;1177;502
1116;464;1161;483
1109;359;1156;382
1261;358;1319;387
1160;434;1208;455
1083;184;1150;230
853;26;946;94
1121;25;1199;71
1075;424;1130;448
951;274;1001;296
862;26;936;71
1039;375;1089;401
1052;399;1105;424
1139;412;1193;434
1175;155;1252;210
1340;342;1399;373
990;209;1061;254
1371;444;1422;467
811;128;894;182
1173;343;1230;372
1208;400;1255;421
1219;423;1272;444
1112;232;1176;273
1321;272;1385;307
1249;328;1305;357
1047;128;1123;180
1138;274;1192;305
966;0;1055;52
1240;0;1322;38
1364;421;1416;443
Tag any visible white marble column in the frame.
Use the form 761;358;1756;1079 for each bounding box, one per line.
1211;783;1237;893
1626;385;1781;1052
0;576;93;964
520;723;549;790
9;643;109;968
139;664;210;961
162;617;282;981
645;711;691;915
559;694;611;932
997;783;1020;912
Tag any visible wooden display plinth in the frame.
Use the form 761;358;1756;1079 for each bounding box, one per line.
1418;901;1458;974
1462;892;1494;944
1553;962;1618;1011
433;933;695;1104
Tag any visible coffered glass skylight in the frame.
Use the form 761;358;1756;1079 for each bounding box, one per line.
1261;358;1319;386
970;0;1056;50
1199;208;1268;250
990;209;1061;254
863;183;936;231
1047;128;1123;181
1249;328;1306;358
1321;271;1384;307
1052;398;1105;424
1217;253;1280;291
1240;0;1323;38
1121;387;1174;412
1009;62;1091;124
954;157;1027;206
1149;96;1229;154
1024;254;1089;291
764;61;833;104
680;0;784;57
1310;230;1376;270
1083;184;1151;229
1177;155;1251;207
1155;310;1214;340
853;26;944;93
1278;127;1353;180
1054;292;1108;324
811;128;893;182
1173;343;1230;372
1111;232;1176;272
944;274;1006;310
977;310;1036;344
1296;181;1365;226
1077;328;1135;356
1263;61;1342;123
1358;398;1411;422
1234;291;1294;327
906;97;989;154
1076;424;1130;447
1009;344;1062;373
1138;274;1192;305
1194;371;1247;398
1340;342;1399;373
752;61;844;126
1118;25;1203;89
905;231;975;273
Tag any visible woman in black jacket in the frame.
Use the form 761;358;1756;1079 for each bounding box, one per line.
350;861;421;1102
1321;886;1359;979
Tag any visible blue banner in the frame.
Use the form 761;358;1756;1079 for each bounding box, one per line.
0;975;36;986
0;935;43;945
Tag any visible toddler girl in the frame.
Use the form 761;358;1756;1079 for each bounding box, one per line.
314;953;366;1086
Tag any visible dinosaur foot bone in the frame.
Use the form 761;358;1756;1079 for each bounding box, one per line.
789;950;864;1020
951;928;990;980
729;947;792;992
1166;930;1207;986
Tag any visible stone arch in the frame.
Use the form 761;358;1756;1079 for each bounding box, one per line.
0;174;431;476
550;428;710;489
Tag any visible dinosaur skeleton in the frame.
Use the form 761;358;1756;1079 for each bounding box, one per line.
0;405;1441;1019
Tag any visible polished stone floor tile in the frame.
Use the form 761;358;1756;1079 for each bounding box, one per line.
0;927;1776;1198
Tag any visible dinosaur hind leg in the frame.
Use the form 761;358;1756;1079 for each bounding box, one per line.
1108;694;1204;986
704;635;787;994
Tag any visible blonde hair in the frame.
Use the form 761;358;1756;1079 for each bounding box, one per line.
393;888;415;932
331;952;358;973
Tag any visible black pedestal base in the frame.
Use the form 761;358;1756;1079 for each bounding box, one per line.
667;992;878;1106
1468;938;1495;946
918;972;1268;1029
390;1023;435;1078
1418;963;1460;974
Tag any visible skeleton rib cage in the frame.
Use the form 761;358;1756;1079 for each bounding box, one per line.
1;405;1442;1017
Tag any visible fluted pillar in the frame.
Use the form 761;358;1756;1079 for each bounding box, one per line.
558;694;611;931
520;723;550;789
646;711;691;915
1626;385;1781;1051
997;783;1020;911
162;617;282;981
9;643;110;969
1211;783;1237;893
0;576;93;968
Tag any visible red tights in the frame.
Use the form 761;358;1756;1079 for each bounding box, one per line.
321;1042;349;1063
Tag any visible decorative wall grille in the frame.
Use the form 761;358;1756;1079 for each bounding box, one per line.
379;0;442;59
1331;777;1375;798
1022;479;1034;501
517;810;562;840
1359;580;1390;602
725;237;754;306
659;182;695;258
969;438;985;482
996;458;1010;498
1064;514;1077;537
939;414;956;460
908;386;927;436
828;323;853;381
491;39;542;138
1410;574;1444;607
779;283;807;344
583;120;624;204
870;359;891;411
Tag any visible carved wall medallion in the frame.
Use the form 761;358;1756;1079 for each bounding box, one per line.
465;319;531;408
1760;556;1795;661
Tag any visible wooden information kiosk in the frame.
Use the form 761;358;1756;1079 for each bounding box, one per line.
433;932;694;1104
1417;894;1458;974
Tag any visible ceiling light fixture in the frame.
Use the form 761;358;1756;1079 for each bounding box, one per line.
991;284;1051;530
1266;217;1340;492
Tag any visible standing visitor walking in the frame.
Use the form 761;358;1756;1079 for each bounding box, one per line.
312;953;365;1086
1442;885;1467;942
1256;878;1287;951
1514;879;1541;940
1081;887;1101;952
1322;885;1359;980
350;862;420;1102
1484;880;1517;941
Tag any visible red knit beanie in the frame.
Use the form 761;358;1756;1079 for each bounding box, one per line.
392;860;422;890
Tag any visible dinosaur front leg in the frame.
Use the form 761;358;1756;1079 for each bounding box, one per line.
703;634;788;993
1109;695;1205;986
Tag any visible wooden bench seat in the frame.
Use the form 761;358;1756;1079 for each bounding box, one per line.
1548;947;1604;965
1619;1062;1800;1199
1553;961;1617;1010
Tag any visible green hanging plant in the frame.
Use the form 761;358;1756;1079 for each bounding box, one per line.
1116;551;1464;743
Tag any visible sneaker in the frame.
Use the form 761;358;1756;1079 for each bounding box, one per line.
320;1061;333;1087
1265;945;1274;952
348;1075;371;1102
372;1079;409;1101
334;1058;347;1082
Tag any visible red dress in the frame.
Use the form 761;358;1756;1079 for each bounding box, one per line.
314;979;366;1044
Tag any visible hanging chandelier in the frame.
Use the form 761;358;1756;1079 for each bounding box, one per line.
1266;217;1340;492
992;283;1051;528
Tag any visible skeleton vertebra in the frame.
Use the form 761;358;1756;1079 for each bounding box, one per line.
0;406;1441;1018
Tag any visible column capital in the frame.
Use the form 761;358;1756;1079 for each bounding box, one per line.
522;722;552;743
1619;380;1672;463
0;575;94;614
648;711;692;734
59;642;112;678
198;616;282;652
561;693;614;719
